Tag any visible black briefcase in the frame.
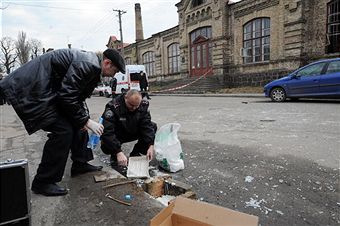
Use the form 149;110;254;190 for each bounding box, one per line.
0;159;31;226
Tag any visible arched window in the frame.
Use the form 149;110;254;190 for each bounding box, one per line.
192;0;206;8
327;0;340;53
142;51;155;76
168;43;180;73
243;18;270;63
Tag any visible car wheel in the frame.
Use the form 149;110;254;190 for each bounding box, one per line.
105;91;111;98
99;91;104;96
270;87;286;102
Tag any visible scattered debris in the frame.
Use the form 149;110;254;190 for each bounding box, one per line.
95;201;103;207
263;206;273;215
245;176;254;182
245;198;265;209
155;195;176;206
276;210;284;215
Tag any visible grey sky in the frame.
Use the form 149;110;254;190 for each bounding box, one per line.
1;0;179;52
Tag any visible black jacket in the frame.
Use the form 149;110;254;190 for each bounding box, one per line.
101;95;155;155
139;74;148;89
0;49;101;134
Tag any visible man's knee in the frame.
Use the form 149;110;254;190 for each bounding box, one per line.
151;121;157;133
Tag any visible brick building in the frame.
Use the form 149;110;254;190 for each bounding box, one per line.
121;0;340;87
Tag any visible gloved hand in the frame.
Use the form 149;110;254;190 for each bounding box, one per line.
85;119;104;136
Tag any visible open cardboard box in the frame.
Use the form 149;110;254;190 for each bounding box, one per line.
150;197;258;226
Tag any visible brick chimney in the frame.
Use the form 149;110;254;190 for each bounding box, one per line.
135;3;144;42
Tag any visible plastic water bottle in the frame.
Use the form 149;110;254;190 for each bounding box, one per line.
87;117;103;150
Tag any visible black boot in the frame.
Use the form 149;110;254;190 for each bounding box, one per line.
110;155;127;177
31;178;68;196
71;161;103;177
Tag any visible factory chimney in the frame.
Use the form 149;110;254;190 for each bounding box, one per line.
135;3;144;42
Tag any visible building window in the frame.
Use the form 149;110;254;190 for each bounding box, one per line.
243;18;270;63
327;0;340;53
142;51;155;76
168;43;180;73
192;0;206;8
190;26;212;43
125;57;132;65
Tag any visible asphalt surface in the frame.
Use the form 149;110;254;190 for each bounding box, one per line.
1;94;339;226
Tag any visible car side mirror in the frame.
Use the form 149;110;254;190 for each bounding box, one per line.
291;73;298;79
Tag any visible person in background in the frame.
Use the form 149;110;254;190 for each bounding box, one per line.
139;71;151;100
0;48;125;196
109;76;117;99
100;89;156;173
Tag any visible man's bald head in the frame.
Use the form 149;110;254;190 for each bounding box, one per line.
124;90;142;112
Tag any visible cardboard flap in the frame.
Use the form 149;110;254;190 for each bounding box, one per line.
150;197;258;226
172;197;258;226
150;201;175;226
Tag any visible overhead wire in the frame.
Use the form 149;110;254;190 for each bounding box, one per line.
3;2;84;11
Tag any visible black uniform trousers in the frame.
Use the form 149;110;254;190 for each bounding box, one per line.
34;113;93;184
140;87;150;99
112;122;157;157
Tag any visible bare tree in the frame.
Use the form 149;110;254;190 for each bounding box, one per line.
30;38;43;59
16;31;31;65
0;36;17;74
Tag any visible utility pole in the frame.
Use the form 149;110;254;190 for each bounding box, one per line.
112;9;126;56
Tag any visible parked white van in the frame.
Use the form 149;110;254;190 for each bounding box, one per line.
114;65;147;94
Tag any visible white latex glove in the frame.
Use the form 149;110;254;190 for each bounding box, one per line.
117;152;128;166
85;119;104;136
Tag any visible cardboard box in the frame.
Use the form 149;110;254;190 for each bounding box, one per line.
150;197;258;226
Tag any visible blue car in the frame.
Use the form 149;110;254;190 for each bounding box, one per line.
264;58;340;102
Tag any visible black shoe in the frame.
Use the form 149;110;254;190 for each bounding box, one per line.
31;180;68;196
71;162;103;177
110;155;127;177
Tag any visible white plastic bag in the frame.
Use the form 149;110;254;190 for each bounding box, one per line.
154;123;184;172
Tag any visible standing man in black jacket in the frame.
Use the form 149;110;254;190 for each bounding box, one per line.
0;48;125;196
139;71;151;99
101;89;157;168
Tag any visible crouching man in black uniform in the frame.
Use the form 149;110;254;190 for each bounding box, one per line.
100;89;157;171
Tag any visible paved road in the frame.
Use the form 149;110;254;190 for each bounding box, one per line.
1;96;339;225
91;95;340;226
142;96;339;169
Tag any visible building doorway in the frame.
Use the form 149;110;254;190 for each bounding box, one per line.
189;27;213;76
